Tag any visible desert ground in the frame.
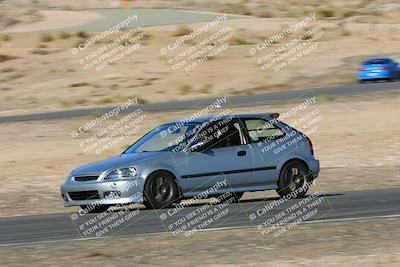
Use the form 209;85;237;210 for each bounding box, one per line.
0;0;399;116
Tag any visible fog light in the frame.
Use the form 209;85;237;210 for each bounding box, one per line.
62;194;68;202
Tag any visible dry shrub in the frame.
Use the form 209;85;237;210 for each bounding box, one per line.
173;26;192;37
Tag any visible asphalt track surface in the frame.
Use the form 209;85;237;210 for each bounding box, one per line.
1;81;400;123
64;9;243;32
0;188;399;246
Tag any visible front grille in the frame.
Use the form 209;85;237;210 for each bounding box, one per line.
74;175;99;182
68;191;99;201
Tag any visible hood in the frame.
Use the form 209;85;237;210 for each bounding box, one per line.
71;152;163;175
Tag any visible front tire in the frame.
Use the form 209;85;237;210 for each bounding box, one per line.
276;161;311;198
143;171;179;209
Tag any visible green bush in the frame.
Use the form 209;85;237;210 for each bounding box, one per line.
1;34;12;41
229;37;254;45
316;8;335;18
69;82;89;87
59;32;71;39
136;97;147;104
0;54;17;62
31;49;48;55
76;31;89;39
180;85;192;95
256;10;273;18
173;26;192;37
1;67;15;73
40;33;53;42
220;3;252;16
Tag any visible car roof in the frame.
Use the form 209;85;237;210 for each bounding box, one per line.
170;113;277;124
368;57;390;60
364;57;391;62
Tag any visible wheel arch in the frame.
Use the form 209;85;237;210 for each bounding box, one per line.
144;169;183;198
277;158;310;184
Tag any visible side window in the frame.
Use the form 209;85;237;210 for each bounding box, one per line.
244;119;285;142
197;119;244;150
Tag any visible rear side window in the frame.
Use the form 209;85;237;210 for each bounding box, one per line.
244;119;285;142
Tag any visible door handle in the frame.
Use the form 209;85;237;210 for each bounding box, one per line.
237;150;246;157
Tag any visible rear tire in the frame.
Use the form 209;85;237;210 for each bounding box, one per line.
276;161;311;198
143;171;179;209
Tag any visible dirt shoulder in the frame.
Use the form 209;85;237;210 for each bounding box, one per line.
1;217;399;266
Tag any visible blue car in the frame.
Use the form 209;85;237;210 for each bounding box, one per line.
358;57;400;82
61;113;320;212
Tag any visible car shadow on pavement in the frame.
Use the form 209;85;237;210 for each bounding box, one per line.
126;193;344;211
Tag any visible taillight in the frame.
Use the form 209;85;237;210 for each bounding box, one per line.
305;135;314;156
358;67;365;71
380;66;390;70
271;113;280;119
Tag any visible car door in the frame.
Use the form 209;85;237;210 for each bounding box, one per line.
394;60;400;79
179;118;257;195
387;59;396;78
241;117;285;187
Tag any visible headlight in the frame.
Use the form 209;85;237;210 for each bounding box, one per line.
104;167;138;180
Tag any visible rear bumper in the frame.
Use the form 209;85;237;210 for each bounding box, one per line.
60;178;145;207
358;71;392;80
307;158;320;180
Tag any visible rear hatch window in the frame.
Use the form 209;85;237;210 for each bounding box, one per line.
364;59;388;65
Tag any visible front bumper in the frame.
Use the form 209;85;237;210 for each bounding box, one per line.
60;178;145;207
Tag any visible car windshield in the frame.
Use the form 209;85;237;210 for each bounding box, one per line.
123;122;202;153
364;59;388;65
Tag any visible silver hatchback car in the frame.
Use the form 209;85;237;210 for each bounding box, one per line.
61;113;319;212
